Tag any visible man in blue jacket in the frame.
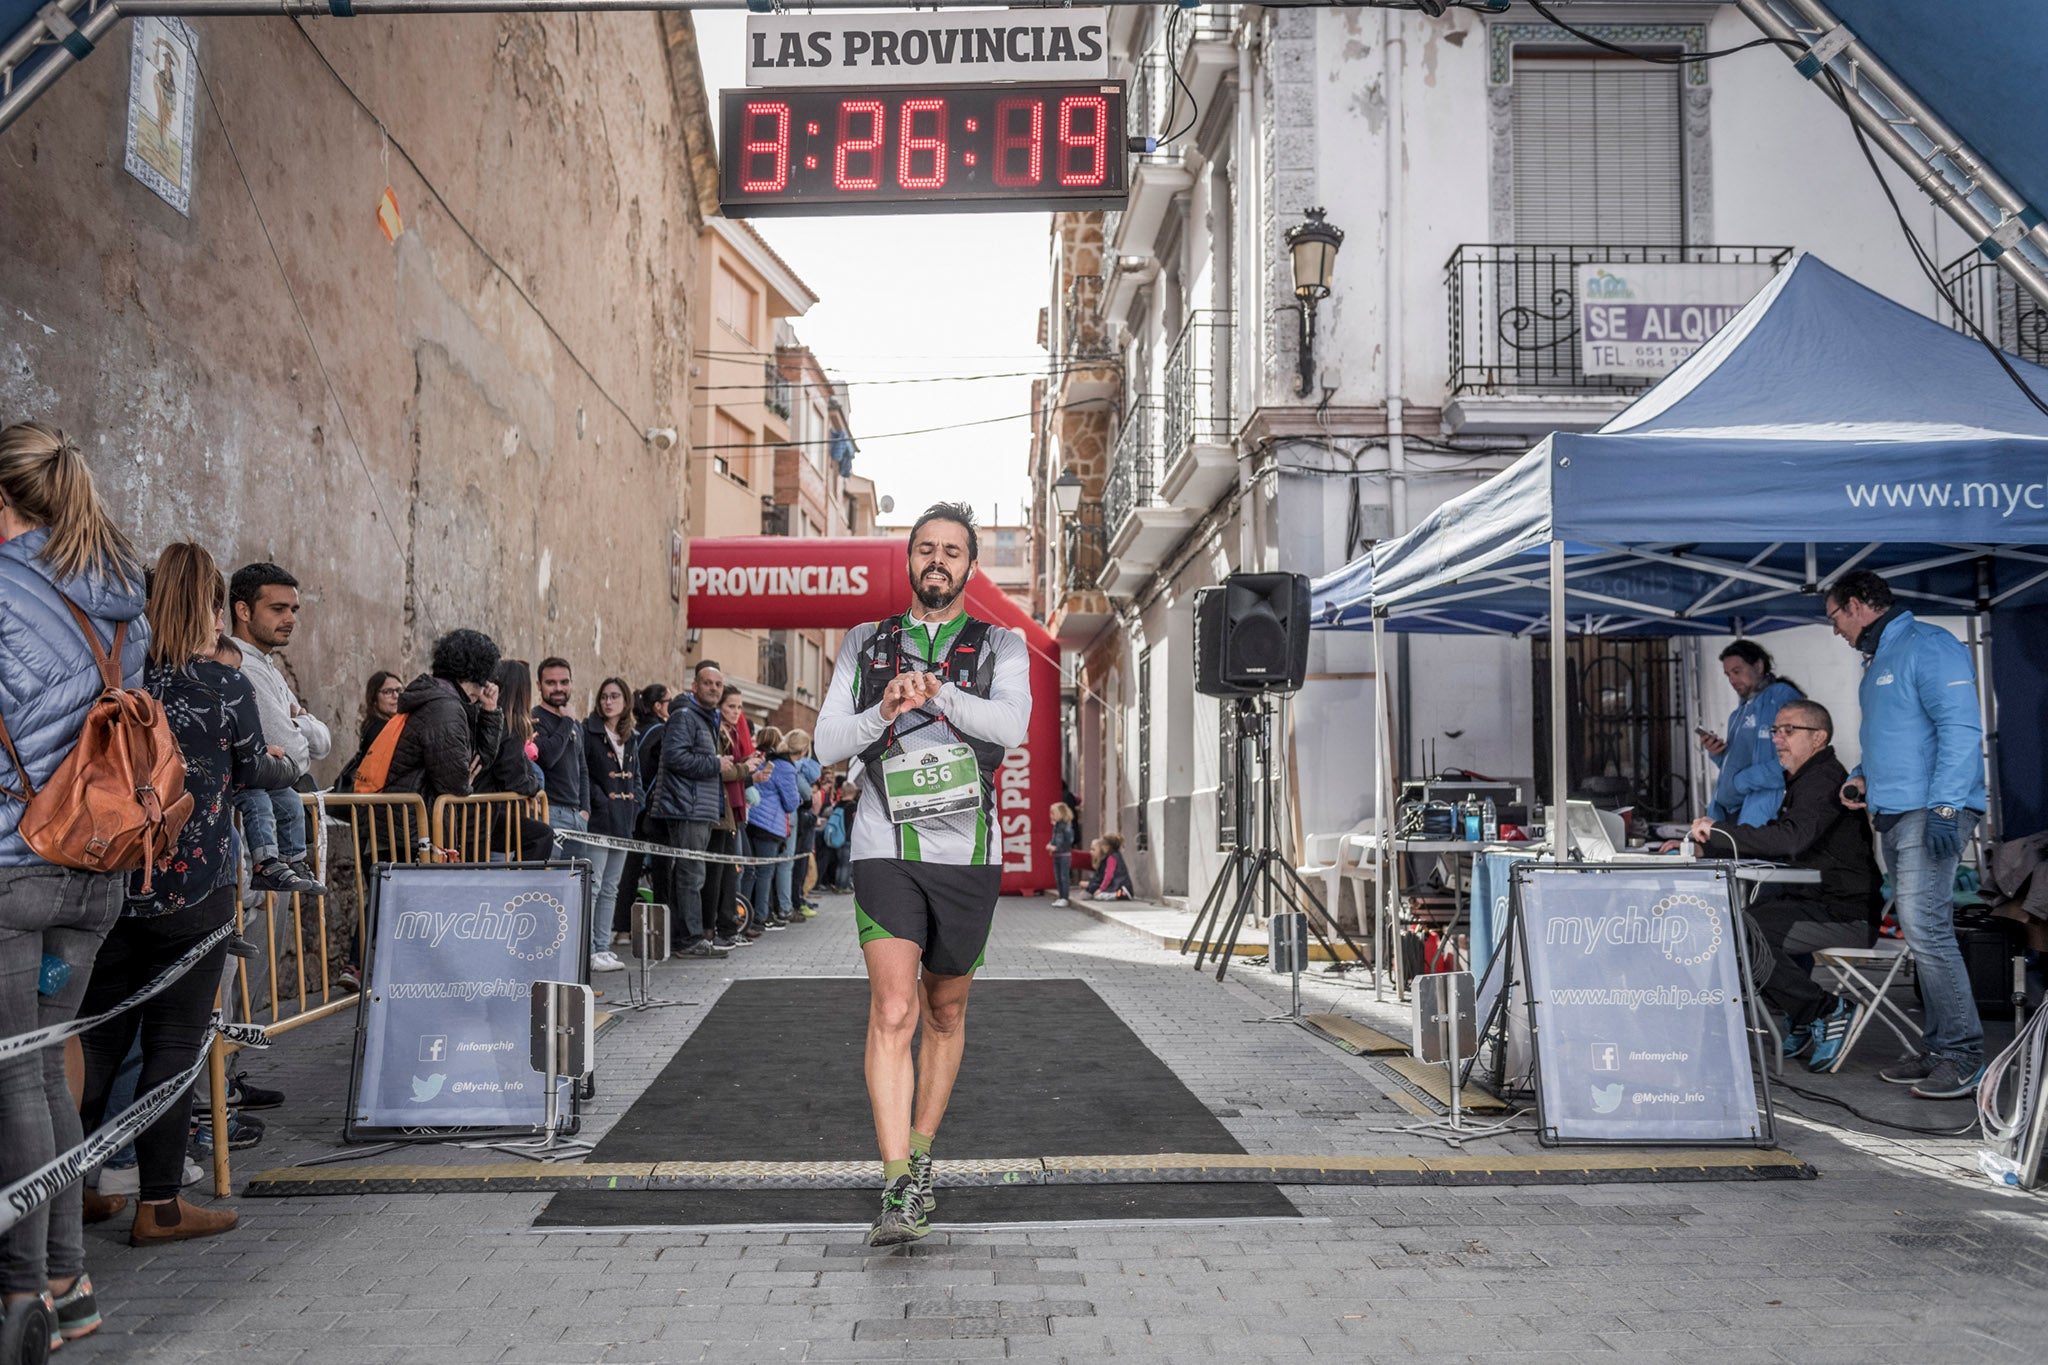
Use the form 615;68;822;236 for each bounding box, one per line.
1827;570;1986;1099
1703;640;1802;826
645;660;730;959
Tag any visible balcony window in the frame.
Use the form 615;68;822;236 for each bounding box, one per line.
1445;244;1791;397
1062;503;1106;594
1163;311;1232;455
1104;397;1165;537
758;633;790;692
1942;252;2048;367
766;359;792;419
1512;55;1682;247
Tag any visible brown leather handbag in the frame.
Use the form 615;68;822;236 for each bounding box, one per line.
0;601;192;893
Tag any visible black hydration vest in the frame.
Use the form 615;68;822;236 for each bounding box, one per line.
852;615;1009;812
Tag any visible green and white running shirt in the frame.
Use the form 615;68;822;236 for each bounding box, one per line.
814;612;1031;866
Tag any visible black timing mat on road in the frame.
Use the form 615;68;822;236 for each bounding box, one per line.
537;977;1298;1226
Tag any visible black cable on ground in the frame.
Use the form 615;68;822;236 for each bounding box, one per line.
1769;1075;1979;1138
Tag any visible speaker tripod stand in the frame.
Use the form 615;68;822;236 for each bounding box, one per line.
1182;694;1368;985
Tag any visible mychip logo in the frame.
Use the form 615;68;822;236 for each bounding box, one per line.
1542;894;1723;967
391;893;569;963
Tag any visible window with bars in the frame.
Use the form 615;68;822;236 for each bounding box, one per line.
1135;649;1152;853
1512;55;1683;246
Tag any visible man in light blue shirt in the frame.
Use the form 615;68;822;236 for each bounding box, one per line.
1828;570;1987;1100
1703;640;1802;826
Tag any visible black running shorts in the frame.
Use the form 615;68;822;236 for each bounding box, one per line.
851;858;1003;977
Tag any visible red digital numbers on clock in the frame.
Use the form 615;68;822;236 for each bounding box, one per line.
739;101;790;193
722;83;1126;215
835;99;885;191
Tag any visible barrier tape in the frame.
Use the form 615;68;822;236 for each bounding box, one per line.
0;921;238;1061
553;828;807;867
0;1013;270;1234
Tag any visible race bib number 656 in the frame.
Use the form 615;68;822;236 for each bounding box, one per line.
880;743;980;824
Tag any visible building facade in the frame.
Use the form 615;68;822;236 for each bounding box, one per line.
1032;1;1987;899
1;12;719;778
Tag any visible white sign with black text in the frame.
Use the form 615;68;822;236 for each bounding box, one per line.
744;9;1111;87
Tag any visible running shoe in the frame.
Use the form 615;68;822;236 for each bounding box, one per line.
865;1174;929;1247
910;1149;936;1217
1910;1058;1987;1101
51;1273;101;1344
227;1071;285;1110
1879;1052;1937;1086
1803;998;1855;1072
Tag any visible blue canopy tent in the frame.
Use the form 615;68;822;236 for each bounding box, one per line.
1312;254;2048;971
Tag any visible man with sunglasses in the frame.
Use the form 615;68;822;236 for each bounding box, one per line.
1684;699;1881;1073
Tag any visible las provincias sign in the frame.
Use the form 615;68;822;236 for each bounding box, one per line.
743;9;1112;87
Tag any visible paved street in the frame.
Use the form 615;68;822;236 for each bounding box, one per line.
62;897;2048;1363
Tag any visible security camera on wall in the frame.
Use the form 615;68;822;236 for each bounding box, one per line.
645;427;678;452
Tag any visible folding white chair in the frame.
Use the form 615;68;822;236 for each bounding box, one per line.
1294;832;1346;932
1812;940;1920;1073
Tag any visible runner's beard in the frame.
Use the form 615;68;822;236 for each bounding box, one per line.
915;570;962;611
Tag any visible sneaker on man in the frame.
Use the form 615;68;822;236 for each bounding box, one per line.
1803;998;1855;1073
590;950;626;972
681;938;729;959
226;1070;285;1110
1910;1057;1987;1101
909;1149;936;1217
191;1111;265;1153
865;1173;930;1247
763;917;789;932
799;905;818;919
51;1272;102;1345
713;936;741;949
250;859;325;897
1879;1052;1938;1086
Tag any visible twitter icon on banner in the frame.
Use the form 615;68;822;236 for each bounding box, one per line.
410;1074;447;1104
1590;1082;1624;1114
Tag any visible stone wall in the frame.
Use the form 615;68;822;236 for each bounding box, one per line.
0;13;718;777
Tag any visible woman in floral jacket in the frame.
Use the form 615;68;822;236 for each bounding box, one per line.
76;543;293;1250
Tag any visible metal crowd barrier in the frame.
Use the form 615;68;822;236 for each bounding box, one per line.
205;792;429;1194
432;791;550;863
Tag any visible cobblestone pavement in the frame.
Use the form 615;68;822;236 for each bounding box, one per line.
59;896;2048;1363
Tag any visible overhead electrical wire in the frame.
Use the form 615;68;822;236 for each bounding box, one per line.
691;364;1114;392
690;397;1110;452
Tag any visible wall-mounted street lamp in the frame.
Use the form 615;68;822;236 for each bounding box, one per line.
1284;207;1344;397
1052;469;1084;519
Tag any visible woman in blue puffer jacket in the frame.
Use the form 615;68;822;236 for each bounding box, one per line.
0;421;150;1346
743;726;805;930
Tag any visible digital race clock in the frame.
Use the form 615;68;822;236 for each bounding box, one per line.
719;82;1128;217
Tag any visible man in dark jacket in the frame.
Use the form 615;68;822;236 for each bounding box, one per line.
534;657;591;831
645;660;729;958
1688;698;1880;1072
385;630;506;833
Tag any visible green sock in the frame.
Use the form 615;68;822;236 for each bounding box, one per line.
910;1129;934;1158
883;1157;915;1184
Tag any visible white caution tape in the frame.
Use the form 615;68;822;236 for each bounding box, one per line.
0;1012;269;1234
552;828;808;867
0;920;238;1061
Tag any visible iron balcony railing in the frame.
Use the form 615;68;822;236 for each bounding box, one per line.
1940;252;2048;366
1063;502;1107;594
1164;310;1232;458
1104;396;1165;539
1167;3;1235;75
758;636;789;691
766;359;792;419
1062;272;1116;363
1445;244;1794;396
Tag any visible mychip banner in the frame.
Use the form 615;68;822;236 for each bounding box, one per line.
1514;863;1768;1145
348;862;589;1139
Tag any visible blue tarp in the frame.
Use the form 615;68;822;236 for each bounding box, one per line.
1826;1;2048;249
1313;254;2048;637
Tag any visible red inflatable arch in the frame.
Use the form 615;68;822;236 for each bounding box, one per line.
685;537;1061;895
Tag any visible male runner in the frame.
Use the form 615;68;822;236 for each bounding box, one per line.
814;503;1031;1246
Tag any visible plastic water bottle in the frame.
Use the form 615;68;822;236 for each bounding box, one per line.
1461;796;1482;843
1481;797;1498;843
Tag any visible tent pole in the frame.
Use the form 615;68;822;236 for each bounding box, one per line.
1549;539;1569;858
1371;613;1390;1001
1970;614;2003;844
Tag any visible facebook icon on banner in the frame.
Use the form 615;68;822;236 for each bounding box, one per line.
420;1035;448;1063
1592;1042;1619;1072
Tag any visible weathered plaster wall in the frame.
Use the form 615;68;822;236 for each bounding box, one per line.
1;13;715;773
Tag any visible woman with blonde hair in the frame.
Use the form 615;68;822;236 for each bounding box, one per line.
780;727;821;920
76;543;293;1258
0;421;150;1348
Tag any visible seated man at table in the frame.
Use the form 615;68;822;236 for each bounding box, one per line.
1686;699;1883;1073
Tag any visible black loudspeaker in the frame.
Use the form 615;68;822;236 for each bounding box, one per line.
1193;572;1312;696
1223;571;1311;690
1194;588;1258;699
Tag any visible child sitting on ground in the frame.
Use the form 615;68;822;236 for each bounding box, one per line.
1084;832;1134;901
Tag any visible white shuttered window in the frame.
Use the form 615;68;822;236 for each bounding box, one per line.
1512;56;1683;244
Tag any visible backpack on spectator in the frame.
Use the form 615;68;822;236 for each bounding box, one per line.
0;602;192;893
823;805;847;850
347;712;411;794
